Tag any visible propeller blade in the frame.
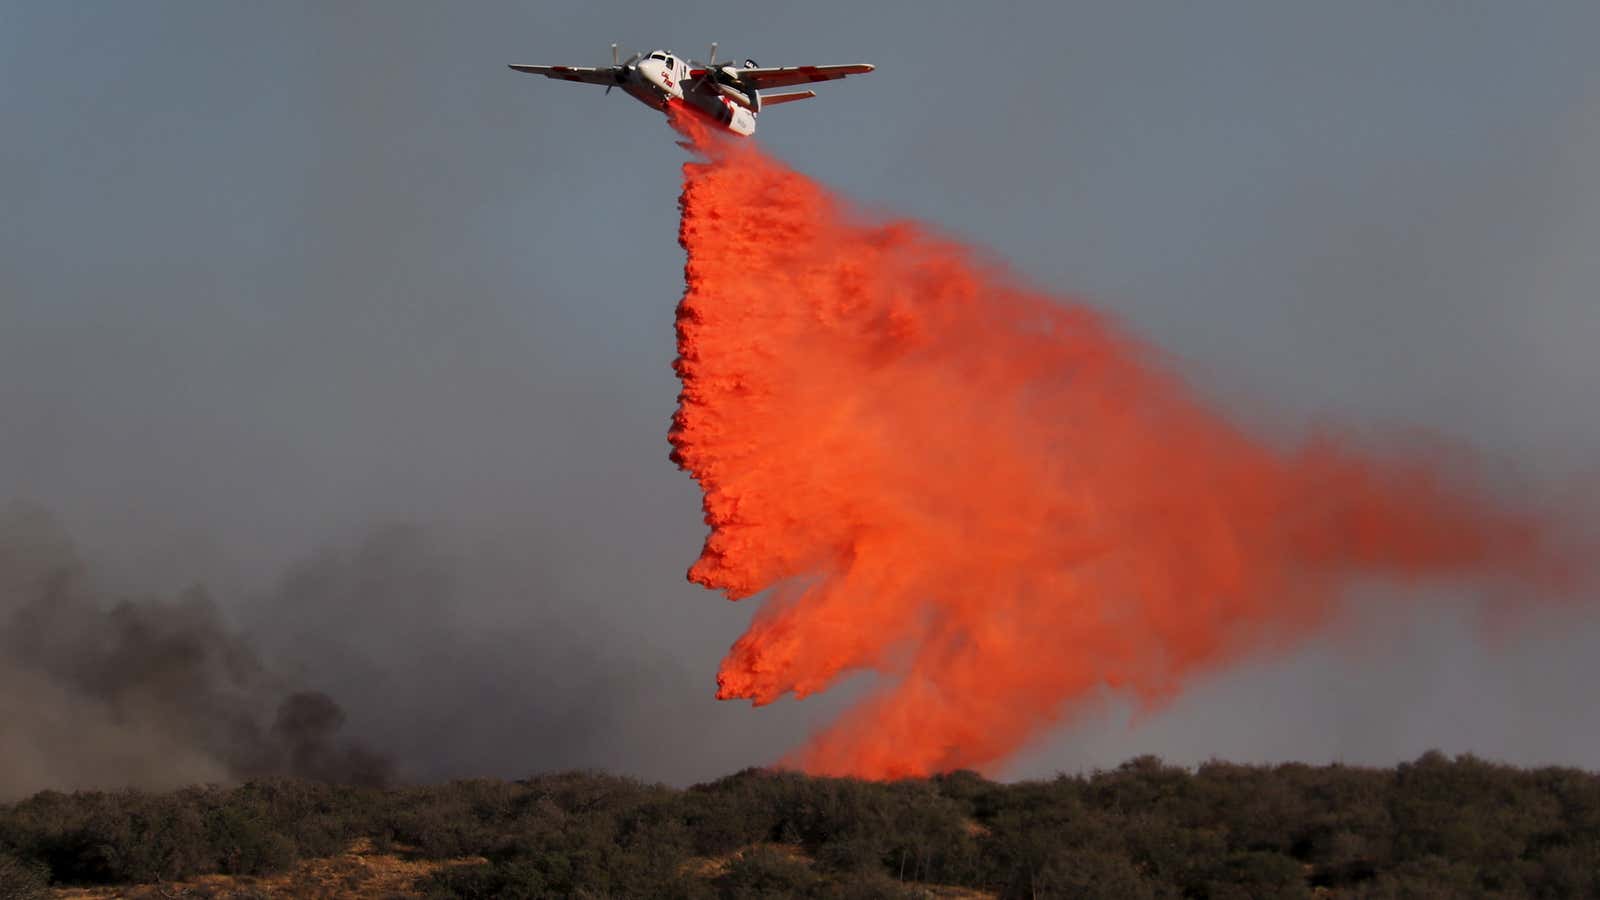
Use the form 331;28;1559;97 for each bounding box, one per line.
611;42;619;66
708;42;718;65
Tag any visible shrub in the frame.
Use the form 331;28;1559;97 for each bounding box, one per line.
7;757;1600;897
0;851;49;900
715;845;821;899
421;861;549;899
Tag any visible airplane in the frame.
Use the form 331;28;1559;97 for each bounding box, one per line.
509;43;873;137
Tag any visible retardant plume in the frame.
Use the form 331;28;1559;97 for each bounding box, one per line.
667;112;1579;779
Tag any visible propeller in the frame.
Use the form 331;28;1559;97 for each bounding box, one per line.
695;44;745;86
606;43;643;95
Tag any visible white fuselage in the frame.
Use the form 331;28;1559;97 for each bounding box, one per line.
623;50;757;136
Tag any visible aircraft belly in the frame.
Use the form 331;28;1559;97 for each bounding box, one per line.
681;92;757;137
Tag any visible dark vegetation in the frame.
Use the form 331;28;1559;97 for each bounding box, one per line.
3;752;1599;898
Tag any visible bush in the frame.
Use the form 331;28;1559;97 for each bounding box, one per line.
5;755;1600;897
716;845;821;899
421;861;549;899
1197;850;1310;900
1034;846;1156;900
0;851;49;900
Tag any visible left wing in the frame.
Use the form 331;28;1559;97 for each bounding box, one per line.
508;64;616;86
734;64;874;90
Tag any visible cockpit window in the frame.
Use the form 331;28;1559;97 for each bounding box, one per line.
666;56;676;68
650;53;665;61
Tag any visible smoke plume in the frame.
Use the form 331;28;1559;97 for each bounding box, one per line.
0;501;723;798
0;503;390;799
667;114;1581;779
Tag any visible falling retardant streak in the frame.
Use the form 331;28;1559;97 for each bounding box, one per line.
665;109;1578;780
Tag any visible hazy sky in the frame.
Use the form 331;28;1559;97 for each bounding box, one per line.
2;2;1598;785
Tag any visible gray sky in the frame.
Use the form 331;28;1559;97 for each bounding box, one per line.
2;1;1597;784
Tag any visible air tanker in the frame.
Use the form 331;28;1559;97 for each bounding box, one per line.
510;43;874;137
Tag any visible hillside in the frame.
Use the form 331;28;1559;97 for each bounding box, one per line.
3;752;1598;898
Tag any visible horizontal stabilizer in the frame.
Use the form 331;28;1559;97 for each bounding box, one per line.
761;90;817;107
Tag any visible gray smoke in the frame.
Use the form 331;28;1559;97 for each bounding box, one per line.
0;501;731;800
0;502;389;799
238;522;681;783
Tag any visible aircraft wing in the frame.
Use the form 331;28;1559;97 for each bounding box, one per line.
735;64;874;90
507;64;616;86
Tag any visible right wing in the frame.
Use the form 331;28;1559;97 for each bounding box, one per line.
508;64;616;86
735;64;874;90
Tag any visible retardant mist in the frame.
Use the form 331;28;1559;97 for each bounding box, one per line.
666;113;1578;780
